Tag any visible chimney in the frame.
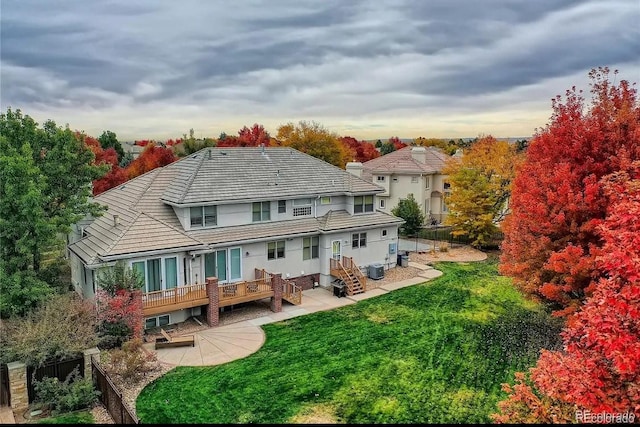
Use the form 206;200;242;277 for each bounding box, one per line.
411;146;427;163
345;161;363;178
113;214;120;227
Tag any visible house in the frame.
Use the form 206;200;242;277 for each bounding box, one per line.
68;147;403;329
349;146;452;224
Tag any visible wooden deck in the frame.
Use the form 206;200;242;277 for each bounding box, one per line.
218;278;273;307
143;283;209;316
142;270;302;316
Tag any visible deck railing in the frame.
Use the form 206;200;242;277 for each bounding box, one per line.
143;283;209;316
218;277;273;307
282;279;302;305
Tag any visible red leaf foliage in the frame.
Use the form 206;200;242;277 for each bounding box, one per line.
494;162;640;423
126;142;178;179
339;136;381;163
500;67;640;314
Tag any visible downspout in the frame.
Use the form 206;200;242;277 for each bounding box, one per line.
314;195;320;218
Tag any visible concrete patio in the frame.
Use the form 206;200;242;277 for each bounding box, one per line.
145;263;443;367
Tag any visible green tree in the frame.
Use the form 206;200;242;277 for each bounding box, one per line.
178;128;216;157
380;141;396;155
375;139;383;148
443;136;521;248
98;130;124;162
391;194;425;236
0;108;106;273
96;261;144;297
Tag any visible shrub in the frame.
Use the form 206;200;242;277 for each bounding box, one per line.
103;338;159;383
96;320;132;350
33;367;100;415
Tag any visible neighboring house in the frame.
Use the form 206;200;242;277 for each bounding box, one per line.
68;147;403;329
349;146;452;224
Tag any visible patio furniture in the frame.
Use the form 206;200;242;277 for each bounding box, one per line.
155;328;195;349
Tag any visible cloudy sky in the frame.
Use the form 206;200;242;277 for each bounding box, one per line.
1;0;638;141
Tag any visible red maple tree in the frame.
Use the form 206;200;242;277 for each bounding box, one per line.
126;142;178;179
339;136;381;163
494;162;640;423
500;67;640;315
80;134;128;196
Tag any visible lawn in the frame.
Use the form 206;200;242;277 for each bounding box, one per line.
36;410;94;424
136;259;563;424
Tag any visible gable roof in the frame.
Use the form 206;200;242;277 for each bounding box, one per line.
362;146;450;177
162;147;383;205
68;147;397;266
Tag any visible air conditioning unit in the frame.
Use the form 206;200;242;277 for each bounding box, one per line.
368;263;384;280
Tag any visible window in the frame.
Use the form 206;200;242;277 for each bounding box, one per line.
145;314;170;330
293;206;312;216
425;176;431;189
320;196;331;205
411;176;419;183
377;176;385;182
354;195;374;213
190;207;202;227
294;198;311;206
303;236;319;260
352;232;367;248
278;200;286;214
190;206;217;227
379;199;386;209
267;240;285;260
444;182;451;190
252;201;271;222
382;229;387;237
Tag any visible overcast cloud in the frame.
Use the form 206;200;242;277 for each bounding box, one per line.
1;0;638;140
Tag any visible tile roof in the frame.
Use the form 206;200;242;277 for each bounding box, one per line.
162;147;383;205
68;148;400;266
362;146;450;177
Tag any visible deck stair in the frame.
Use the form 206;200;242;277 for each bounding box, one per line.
330;256;367;296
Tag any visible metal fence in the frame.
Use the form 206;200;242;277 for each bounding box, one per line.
26;355;84;403
91;355;139;424
417;226;504;249
0;363;9;406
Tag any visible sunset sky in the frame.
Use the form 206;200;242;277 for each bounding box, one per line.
2;0;638;141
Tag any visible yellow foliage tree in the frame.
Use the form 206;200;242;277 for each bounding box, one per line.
443;135;522;247
276;121;351;168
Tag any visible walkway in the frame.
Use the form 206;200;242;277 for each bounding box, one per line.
0;406;15;424
145;263;443;367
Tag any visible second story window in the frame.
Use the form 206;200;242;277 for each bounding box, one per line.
278;200;286;214
190;206;217;227
293;198;312;217
377;176;385;182
425;176;431;189
444;182;451;190
320;196;331;205
411;176;419;183
354;195;374;214
252;201;271;222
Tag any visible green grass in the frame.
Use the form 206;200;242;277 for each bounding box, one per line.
136;259;562;424
37;410;94;424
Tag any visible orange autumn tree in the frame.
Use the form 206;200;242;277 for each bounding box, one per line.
443;135;522;248
80;133;128;196
126;142;178;180
339;136;380;163
494;162;640;423
276;120;351;168
500;67;640;316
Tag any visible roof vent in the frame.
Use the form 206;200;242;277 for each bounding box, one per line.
113;214;120;227
208;149;212;160
260;143;265;154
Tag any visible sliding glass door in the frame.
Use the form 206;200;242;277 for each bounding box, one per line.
202;247;242;283
132;256;179;293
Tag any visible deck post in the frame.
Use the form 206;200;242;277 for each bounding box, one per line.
206;277;220;327
270;273;283;313
132;290;143;339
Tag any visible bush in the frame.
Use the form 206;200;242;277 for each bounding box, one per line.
103;338;159;383
96;320;132;350
33;367;100;415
